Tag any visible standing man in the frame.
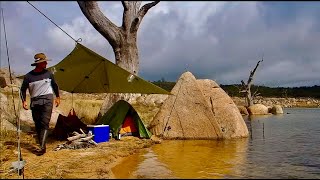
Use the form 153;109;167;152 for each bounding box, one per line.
20;53;60;155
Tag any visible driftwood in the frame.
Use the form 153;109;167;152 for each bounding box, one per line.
55;128;98;151
67;134;86;141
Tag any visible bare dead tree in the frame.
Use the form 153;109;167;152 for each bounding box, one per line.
77;1;160;118
240;58;263;107
78;1;159;74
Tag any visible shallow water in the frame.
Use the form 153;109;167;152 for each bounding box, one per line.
112;108;320;179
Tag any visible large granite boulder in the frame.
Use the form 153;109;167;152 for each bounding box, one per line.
149;71;248;140
0;92;17;131
247;104;269;115
238;106;249;115
197;79;249;139
269;105;284;114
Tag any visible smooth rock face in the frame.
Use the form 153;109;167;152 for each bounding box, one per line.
238;106;249;115
247;104;269;115
0;92;16;131
0;68;22;88
0;93;8;110
197;79;249;139
270;105;284;114
149;71;249;139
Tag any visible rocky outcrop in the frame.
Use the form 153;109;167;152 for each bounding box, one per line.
149;71;248;140
134;94;168;107
0;92;7;110
0;68;22;89
232;96;320;108
238;106;249;115
0;92;17;131
270;105;284;114
247;104;270;115
1;90;62;132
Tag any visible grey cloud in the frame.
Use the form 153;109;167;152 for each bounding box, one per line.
1;1;320;87
138;2;320;87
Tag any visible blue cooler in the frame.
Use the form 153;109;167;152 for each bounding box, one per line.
87;125;110;143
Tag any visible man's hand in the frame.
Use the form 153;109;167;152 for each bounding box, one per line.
22;101;28;110
55;97;61;107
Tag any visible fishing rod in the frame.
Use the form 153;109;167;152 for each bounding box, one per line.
1;5;26;178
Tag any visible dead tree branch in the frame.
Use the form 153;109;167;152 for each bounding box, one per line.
240;58;263;107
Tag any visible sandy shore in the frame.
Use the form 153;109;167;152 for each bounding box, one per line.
0;131;156;179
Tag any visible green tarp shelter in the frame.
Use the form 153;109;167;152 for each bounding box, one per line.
96;100;152;139
47;43;170;94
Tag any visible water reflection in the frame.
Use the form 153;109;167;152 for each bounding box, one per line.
113;138;249;179
111;153;144;179
112;148;175;179
112;109;320;179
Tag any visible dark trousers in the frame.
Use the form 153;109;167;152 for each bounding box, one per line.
31;101;53;143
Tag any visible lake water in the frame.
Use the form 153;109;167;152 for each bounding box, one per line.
112;108;320;179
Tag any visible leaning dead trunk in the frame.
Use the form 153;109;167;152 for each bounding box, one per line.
245;85;253;107
240;59;263;107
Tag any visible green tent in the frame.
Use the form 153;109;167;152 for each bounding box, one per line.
96;100;152;139
47;43;170;94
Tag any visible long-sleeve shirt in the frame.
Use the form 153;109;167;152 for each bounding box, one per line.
20;69;59;107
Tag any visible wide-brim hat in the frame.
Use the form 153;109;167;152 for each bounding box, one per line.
31;53;51;66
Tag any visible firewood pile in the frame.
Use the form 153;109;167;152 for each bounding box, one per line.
54;129;98;151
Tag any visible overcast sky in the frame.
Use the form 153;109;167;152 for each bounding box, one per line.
1;1;319;87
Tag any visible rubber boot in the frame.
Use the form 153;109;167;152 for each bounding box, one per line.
35;127;41;145
37;129;48;156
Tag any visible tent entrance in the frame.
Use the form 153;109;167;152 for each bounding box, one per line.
119;113;139;137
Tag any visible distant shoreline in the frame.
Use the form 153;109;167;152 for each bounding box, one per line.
232;96;320;108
